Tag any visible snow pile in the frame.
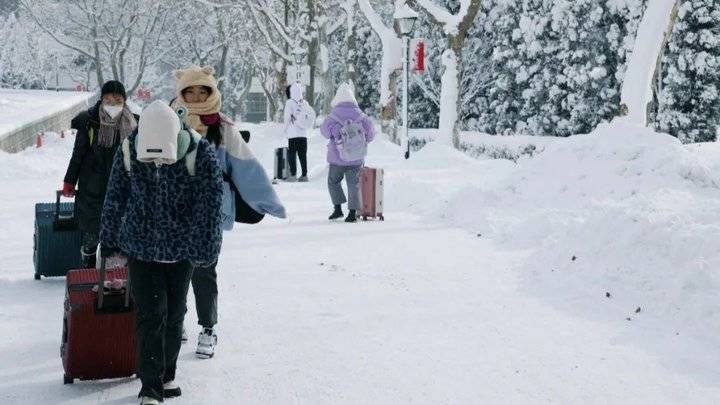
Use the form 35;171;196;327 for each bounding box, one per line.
0;132;74;179
426;123;720;364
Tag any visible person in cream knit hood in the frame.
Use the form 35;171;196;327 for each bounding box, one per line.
171;65;286;361
99;100;223;405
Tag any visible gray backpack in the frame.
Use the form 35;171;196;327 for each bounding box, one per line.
330;114;367;162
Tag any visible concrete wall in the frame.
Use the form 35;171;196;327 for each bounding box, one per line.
0;99;90;153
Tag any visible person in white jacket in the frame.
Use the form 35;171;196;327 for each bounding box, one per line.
283;82;316;182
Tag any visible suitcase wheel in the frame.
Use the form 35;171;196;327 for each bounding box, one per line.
63;374;73;384
34;273;41;280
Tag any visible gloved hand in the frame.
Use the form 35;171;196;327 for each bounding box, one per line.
62;182;75;197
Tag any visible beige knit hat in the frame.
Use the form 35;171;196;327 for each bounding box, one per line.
174;65;219;99
173;65;222;134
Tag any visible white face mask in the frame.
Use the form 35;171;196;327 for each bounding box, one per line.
103;104;123;118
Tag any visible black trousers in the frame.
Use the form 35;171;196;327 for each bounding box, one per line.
288;137;308;177
130;259;193;401
80;230;99;268
191;262;218;328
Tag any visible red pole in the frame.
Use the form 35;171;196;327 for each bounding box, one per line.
36;132;43;148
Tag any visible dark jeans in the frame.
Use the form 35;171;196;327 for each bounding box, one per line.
191;262;218;328
130;259;193;401
288;137;308;177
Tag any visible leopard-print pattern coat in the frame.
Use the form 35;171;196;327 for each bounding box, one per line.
99;131;223;267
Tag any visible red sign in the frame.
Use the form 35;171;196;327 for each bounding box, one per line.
137;87;152;101
411;38;425;72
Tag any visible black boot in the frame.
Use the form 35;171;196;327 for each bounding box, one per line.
81;250;96;269
344;209;357;223
328;205;344;220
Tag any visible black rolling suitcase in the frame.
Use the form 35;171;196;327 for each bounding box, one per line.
34;191;83;279
273;147;289;181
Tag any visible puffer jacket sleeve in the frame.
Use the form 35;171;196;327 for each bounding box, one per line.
224;123;287;219
99;144;131;250
189;139;224;267
320;114;339;140
63;112;90;185
283;99;294;136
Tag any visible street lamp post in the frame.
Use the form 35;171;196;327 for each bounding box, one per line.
394;3;418;159
55;55;60;92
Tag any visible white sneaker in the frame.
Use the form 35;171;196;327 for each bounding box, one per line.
196;327;217;359
139;397;160;405
163;381;182;398
286;175;297;182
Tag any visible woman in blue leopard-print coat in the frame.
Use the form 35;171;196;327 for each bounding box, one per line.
99;100;223;405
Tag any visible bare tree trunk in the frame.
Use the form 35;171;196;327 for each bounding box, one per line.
448;34;466;149
415;0;481;148
649;1;681;124
92;27;104;86
306;0;317;105
381;70;400;144
347;26;357;84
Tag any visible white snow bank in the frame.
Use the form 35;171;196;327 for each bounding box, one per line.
0;132;74;180
428;122;720;375
0;89;94;137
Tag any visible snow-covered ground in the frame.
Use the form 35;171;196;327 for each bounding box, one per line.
1;120;720;403
0;89;94;137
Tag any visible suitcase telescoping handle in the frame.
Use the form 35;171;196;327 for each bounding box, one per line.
55;190;75;222
97;256;131;310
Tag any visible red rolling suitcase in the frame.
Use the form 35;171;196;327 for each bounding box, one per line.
360;167;385;221
61;258;137;384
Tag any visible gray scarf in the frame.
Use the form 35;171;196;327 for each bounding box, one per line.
97;105;137;147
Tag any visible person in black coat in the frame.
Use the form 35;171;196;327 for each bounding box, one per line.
62;80;138;268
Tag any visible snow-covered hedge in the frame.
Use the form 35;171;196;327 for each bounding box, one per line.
409;129;557;162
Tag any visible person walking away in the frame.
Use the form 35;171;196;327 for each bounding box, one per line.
62;80;137;268
99;100;223;405
172;65;286;359
320;83;375;223
283;82;315;182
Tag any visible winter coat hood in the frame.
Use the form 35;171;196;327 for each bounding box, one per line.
331;83;358;107
136;100;185;165
175;65;219;98
173;65;222;135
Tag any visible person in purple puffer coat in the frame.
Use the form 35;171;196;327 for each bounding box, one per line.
320;83;376;222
